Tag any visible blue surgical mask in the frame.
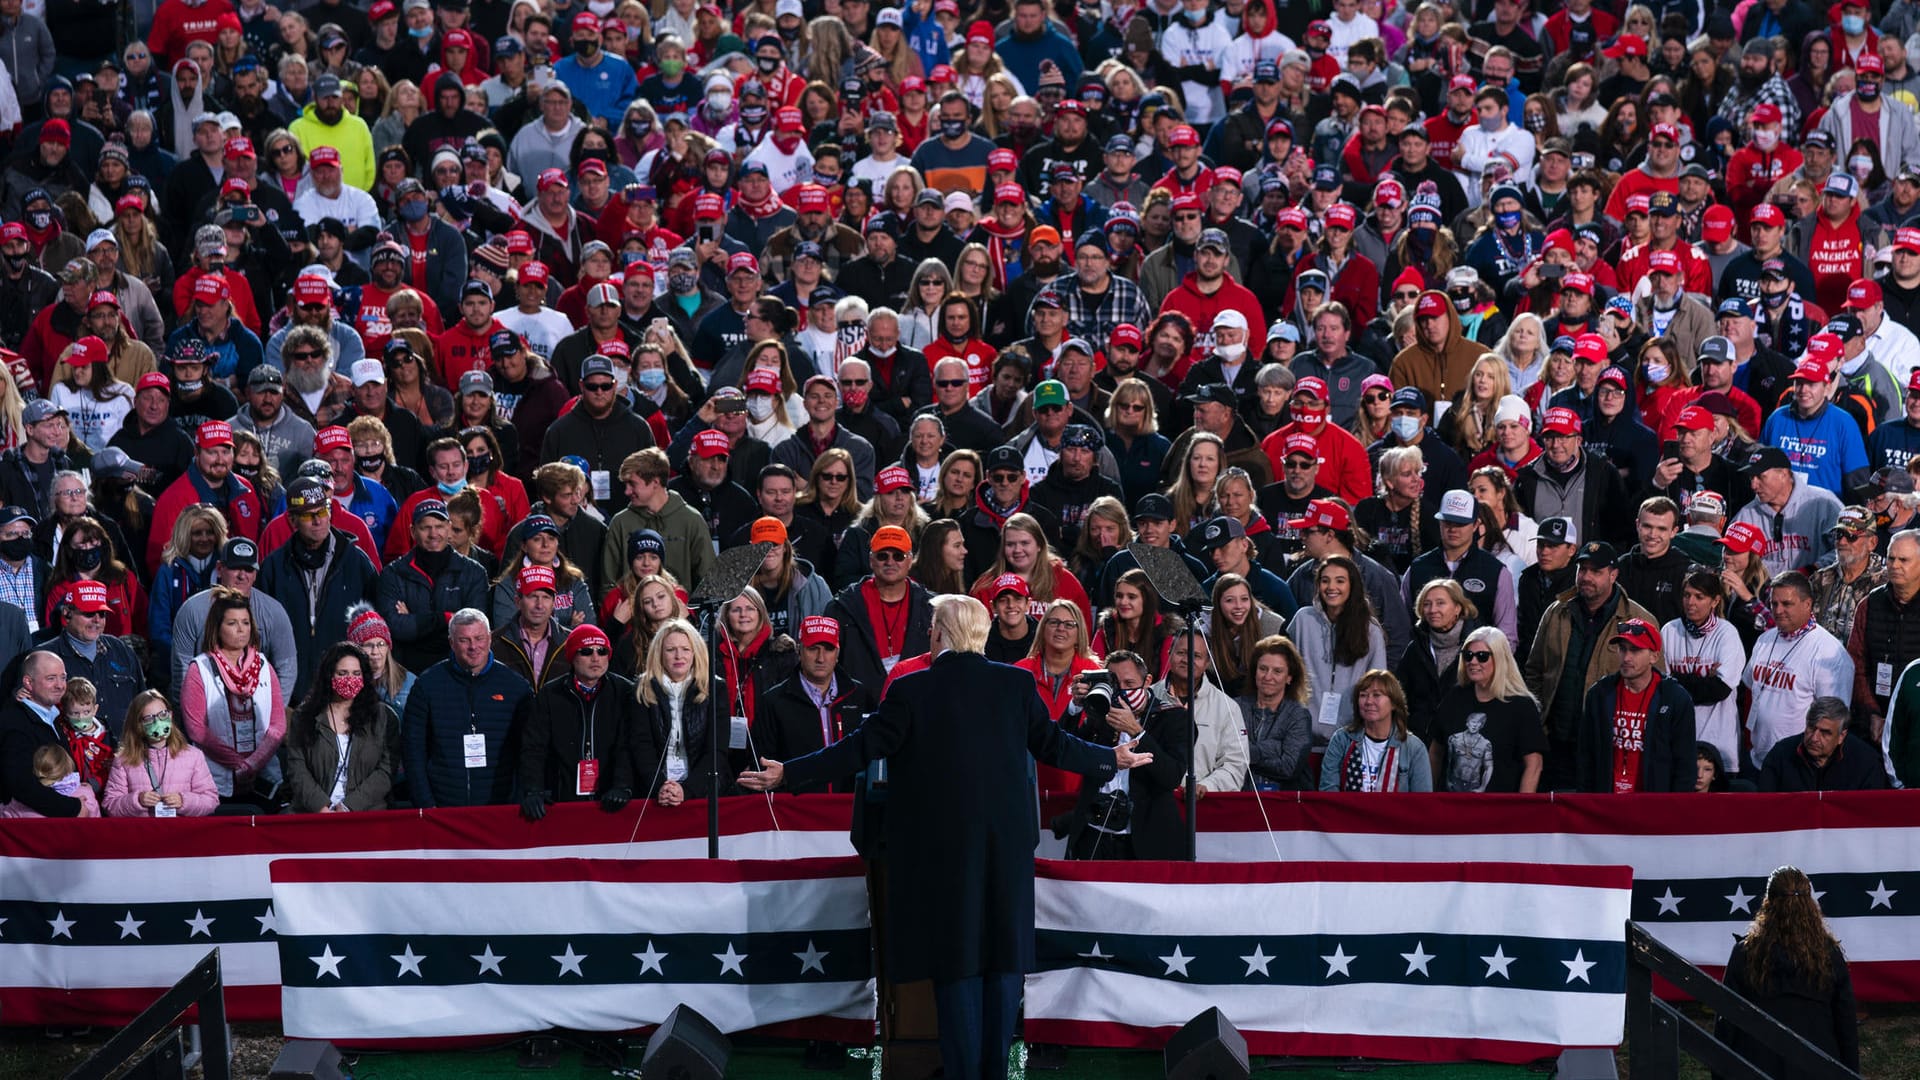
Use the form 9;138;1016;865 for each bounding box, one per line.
1842;14;1865;34
1390;414;1420;440
409;24;434;39
398;199;429;222
436;478;468;495
1494;210;1523;230
637;368;667;390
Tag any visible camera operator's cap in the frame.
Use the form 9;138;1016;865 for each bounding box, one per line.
314;426;353;455
984;444;1025;474
875;465;913;495
1874;463;1918;494
1311;164;1341;191
412;498;451;525
1609;617;1659;651
870;524;912;554
1742;445;1794;477
1825;172;1859;199
1541;407;1583;436
285;478;331;515
456;369;493;397
990;572;1031;600
1194;516;1247;553
796;614;842;649
1718;520;1768;555
1287;498;1350;532
1534;516;1577;547
749;515;788;546
1183;382;1236;409
92;446;141;481
339;356;385;389
1830;504;1877;538
1033;380;1070;410
516;564;558;595
1560;270;1594;294
1435;489;1477;525
195;419;233;448
1846;278;1883;310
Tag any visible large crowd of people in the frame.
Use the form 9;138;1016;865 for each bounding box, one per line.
0;0;1917;842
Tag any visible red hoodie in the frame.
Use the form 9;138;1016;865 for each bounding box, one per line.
1806;205;1864;313
1725;145;1801;225
434;317;506;387
149;0;236;64
1157;273;1266;366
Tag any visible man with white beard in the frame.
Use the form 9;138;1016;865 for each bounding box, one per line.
265;272;366;372
290;146;381;233
277;324;353;429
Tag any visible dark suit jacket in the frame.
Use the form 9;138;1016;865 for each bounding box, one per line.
1061;692;1193;860
0;699;83;816
781;650;1117;982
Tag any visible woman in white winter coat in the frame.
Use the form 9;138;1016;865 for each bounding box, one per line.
1661;568;1746;779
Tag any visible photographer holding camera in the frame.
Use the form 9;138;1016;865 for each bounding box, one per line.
1060;649;1194;861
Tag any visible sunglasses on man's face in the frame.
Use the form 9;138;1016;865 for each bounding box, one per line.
935;379;968;389
575;645;610;656
871;549;908;562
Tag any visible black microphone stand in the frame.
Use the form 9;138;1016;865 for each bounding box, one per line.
684;540;776;858
1121;542;1211;860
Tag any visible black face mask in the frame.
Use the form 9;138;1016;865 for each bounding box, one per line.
356;454;385;474
0;537;32;561
756;54;780;73
71;546;103;571
234;463;260;482
467;453;493;476
941;119;968;140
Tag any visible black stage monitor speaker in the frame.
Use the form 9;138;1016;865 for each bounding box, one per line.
1163;1006;1250;1080
642;1005;733;1080
268;1038;348;1080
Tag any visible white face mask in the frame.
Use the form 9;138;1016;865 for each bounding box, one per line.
1645;362;1670;384
1216;341;1246;362
746;396;775;421
1753;129;1779;151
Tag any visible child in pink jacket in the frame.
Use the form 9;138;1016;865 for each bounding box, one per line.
104;692;220;818
0;744;101;817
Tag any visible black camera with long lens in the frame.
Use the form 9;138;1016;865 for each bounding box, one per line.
1080;670;1117;722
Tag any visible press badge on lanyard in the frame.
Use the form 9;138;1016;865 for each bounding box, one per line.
1879;662;1894;698
576;759;599;796
464;731;487;768
591;469;612;501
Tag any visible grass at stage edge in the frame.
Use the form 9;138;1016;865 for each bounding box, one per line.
4;1006;1918;1078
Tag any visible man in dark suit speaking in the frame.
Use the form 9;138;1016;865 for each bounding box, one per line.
739;594;1152;1080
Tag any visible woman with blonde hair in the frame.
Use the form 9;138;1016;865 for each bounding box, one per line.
979;73;1023;137
1166;432;1224;535
715;585;797;731
1718;525;1776;653
840;465;931;582
742;339;803;443
1438;354;1513;459
1319;669;1431;791
614;574;689;679
630;618;727;805
869;11;923;88
1493;312;1547;398
0;360;27;452
1428;626;1544;792
1105;377;1170;509
372;79;424;154
1717;866;1859;1074
796;447;864;556
970;513;1092;625
951;242;1000;311
951;29;1020;112
1017;596;1103;794
258;128;308;199
110;196;174;301
882;166;923;220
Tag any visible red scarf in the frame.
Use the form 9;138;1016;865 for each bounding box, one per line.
212;647;264;699
860;579;909;660
735;190;788;220
717;624;771;721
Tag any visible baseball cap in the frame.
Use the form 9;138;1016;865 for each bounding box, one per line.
1287;499;1350;533
1743;446;1793;476
1718;521;1768;555
1436;489;1476;524
750;516;788;546
518;564;558;595
196;420;234;448
1847;279;1882;309
1830;505;1876;538
92;446;141;480
350;358;386;386
799;615;840;648
459;369;494;396
1535;517;1577;547
1673;405;1715;431
870;525;912;554
1575;540;1619;566
990;572;1030;599
1541;408;1582;436
1133;494;1175;522
1874;464;1918;494
1610;618;1660;651
314;426;352;454
1194;516;1247;552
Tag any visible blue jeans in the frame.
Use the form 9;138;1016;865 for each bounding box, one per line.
932;972;1022;1080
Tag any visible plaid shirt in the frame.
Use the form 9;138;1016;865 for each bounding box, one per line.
0;560;34;632
1060;276;1151;348
1717;75;1802;143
